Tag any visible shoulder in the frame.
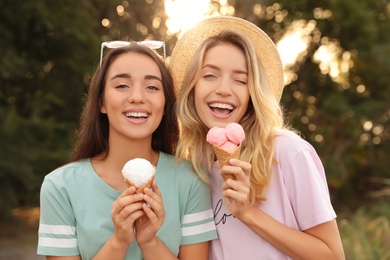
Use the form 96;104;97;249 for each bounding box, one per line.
158;152;204;185
273;129;326;178
273;129;320;162
43;159;90;188
274;129;314;152
159;152;194;175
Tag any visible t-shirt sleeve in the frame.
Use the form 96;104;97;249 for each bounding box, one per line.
283;148;336;231
179;166;218;245
37;175;80;256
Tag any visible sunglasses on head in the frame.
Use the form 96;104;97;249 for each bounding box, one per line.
100;40;166;67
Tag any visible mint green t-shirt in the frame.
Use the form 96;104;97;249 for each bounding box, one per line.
38;152;217;259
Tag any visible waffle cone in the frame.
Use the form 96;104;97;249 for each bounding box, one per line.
124;169;155;194
213;145;241;180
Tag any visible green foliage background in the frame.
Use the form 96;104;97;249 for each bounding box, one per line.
0;0;388;224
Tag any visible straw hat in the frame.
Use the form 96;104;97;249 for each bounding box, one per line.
169;16;284;101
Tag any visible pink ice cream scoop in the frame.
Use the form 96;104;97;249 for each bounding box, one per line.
225;123;245;145
206;127;228;146
207;123;245;179
220;141;238;153
206;123;245;149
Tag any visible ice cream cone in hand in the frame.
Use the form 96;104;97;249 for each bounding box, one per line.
122;158;156;193
207;123;245;180
124;177;155;194
122;158;156;227
213;145;241;180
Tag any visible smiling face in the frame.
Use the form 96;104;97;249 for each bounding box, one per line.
194;43;250;129
100;52;165;142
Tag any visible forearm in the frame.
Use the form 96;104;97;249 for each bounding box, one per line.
240;207;344;260
139;236;178;260
92;235;129;260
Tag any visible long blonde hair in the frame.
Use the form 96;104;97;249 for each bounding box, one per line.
175;30;286;204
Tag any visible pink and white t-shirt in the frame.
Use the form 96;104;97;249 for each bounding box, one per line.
210;130;336;260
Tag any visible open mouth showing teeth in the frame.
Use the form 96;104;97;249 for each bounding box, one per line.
209;103;234;115
125;112;149;118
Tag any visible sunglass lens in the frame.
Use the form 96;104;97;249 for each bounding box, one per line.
106;41;130;48
140;41;164;49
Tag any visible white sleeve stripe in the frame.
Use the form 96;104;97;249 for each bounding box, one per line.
38;236;78;248
182;221;216;237
39;224;76;235
182;209;213;224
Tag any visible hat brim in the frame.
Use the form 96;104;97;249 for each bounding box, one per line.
169;16;284;101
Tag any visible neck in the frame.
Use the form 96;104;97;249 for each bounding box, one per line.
100;132;158;164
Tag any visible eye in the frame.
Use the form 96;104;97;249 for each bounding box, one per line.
203;73;217;79
115;83;129;89
146;85;160;90
235;79;247;85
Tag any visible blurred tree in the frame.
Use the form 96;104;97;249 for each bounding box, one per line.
228;0;390;207
0;0;171;219
0;0;100;218
1;0;389;218
100;0;175;54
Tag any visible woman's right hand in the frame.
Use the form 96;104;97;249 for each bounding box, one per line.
111;186;145;247
220;158;252;219
135;181;166;245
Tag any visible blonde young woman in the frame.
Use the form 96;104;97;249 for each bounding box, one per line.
37;41;217;260
170;16;345;259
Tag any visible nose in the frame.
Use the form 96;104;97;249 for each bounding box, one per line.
215;76;232;96
128;85;145;103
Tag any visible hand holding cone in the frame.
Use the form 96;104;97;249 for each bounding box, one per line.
212;145;241;180
122;158;156;226
124;176;155;194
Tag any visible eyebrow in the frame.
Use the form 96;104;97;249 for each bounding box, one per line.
110;73;162;83
202;64;248;75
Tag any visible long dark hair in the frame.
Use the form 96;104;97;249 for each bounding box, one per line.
70;43;178;162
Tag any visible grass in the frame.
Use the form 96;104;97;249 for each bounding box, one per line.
0;207;42;260
0;207;40;246
338;201;390;260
